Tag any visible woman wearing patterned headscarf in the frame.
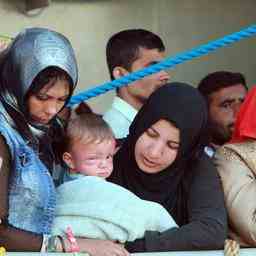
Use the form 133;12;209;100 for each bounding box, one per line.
0;28;130;256
0;27;78;251
109;82;227;252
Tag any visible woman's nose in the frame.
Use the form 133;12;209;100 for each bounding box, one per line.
45;101;59;116
148;142;163;158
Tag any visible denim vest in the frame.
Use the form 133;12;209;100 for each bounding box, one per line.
0;114;56;234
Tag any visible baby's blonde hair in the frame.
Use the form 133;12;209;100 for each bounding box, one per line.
63;113;115;152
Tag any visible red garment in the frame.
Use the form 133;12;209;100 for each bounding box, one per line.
230;86;256;143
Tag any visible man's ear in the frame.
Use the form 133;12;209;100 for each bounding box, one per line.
112;66;129;79
63;152;75;169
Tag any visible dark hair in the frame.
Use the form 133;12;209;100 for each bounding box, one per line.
74;101;93;115
28;66;73;96
106;29;165;80
62;113;114;153
198;71;247;100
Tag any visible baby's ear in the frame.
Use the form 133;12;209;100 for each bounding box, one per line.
62;152;75;169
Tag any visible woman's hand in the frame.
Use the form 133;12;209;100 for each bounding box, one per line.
77;238;130;256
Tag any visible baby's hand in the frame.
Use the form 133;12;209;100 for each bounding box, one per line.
77;238;130;256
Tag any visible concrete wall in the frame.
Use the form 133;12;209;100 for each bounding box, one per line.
0;0;255;112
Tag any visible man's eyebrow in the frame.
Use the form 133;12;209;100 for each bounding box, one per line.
220;96;245;105
220;99;235;105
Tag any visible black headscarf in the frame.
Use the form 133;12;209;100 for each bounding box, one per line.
0;27;78;170
109;82;208;224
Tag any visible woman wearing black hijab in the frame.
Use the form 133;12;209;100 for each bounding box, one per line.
109;82;227;252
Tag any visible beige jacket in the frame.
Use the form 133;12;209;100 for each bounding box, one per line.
214;141;256;246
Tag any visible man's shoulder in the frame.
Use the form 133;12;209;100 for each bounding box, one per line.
103;111;130;139
215;141;256;168
216;141;256;159
103;97;137;139
103;105;130;126
103;97;136;118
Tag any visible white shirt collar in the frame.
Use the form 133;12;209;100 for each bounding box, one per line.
112;96;138;122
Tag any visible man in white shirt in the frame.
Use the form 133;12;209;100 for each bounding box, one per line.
103;29;169;139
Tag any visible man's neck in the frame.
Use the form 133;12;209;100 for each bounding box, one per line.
117;90;143;110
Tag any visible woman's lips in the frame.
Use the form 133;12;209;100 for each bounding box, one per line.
31;115;49;124
142;155;158;168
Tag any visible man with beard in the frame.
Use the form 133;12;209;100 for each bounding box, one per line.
198;71;247;157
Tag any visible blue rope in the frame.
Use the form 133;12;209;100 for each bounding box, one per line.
69;24;256;106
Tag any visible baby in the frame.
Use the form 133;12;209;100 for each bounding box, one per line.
51;113;178;242
61;112;115;182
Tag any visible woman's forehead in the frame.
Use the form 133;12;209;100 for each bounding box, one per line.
150;119;180;140
151;119;177;129
37;78;70;97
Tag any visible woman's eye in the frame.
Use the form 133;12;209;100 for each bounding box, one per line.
36;94;48;101
146;129;157;138
168;142;179;150
59;97;68;102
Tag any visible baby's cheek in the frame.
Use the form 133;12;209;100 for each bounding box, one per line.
109;163;114;171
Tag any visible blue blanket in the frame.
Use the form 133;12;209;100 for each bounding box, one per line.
51;176;177;242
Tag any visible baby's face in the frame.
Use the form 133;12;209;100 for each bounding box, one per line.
69;138;116;178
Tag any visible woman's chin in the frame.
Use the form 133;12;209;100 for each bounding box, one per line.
30;115;50;125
